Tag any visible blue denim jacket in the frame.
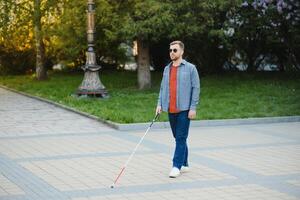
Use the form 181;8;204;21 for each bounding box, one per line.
157;59;200;112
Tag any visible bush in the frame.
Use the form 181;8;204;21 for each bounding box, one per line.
0;48;35;75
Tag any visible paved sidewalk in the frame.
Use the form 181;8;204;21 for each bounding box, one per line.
0;87;300;200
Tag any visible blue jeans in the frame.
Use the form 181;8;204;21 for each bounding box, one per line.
168;110;190;169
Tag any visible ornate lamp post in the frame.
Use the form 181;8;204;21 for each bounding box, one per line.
76;0;108;98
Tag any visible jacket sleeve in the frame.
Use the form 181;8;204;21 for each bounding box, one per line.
189;66;200;111
157;70;164;107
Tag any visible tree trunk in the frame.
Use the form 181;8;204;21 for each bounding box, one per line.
277;58;285;72
246;44;257;72
137;38;151;90
34;0;47;80
247;56;256;72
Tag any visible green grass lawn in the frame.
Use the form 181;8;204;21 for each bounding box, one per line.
0;70;299;123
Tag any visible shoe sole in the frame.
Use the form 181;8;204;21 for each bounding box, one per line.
169;174;180;178
180;169;189;173
180;167;190;173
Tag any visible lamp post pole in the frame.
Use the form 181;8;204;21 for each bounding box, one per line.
76;0;108;98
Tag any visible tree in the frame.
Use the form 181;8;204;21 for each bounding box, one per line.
165;0;240;73
0;0;63;77
225;0;300;71
122;0;174;89
51;0;128;69
34;0;47;80
0;1;34;75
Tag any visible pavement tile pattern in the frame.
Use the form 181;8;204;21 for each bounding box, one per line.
0;88;299;200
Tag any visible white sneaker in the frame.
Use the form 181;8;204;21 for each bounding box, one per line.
169;167;180;178
180;166;190;173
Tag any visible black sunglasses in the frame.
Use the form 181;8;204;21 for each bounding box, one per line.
169;48;178;53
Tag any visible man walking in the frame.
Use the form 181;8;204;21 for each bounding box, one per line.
156;41;200;178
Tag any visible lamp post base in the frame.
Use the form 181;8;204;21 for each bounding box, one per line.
76;70;109;98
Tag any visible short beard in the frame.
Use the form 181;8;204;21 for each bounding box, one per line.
171;56;179;61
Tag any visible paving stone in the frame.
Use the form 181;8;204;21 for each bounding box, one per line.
0;87;300;200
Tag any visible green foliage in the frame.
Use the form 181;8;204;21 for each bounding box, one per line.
51;0;130;68
225;0;300;71
0;0;131;74
0;0;299;75
122;0;174;41
0;0;33;50
48;1;86;65
0;0;34;75
0;0;64;75
0;48;35;75
163;0;241;73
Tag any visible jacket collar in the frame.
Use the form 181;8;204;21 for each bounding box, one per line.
167;59;186;68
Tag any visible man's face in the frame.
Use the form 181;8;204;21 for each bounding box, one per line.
169;44;183;61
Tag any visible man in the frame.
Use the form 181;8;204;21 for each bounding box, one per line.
156;41;200;178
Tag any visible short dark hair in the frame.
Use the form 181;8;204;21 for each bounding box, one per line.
170;41;184;50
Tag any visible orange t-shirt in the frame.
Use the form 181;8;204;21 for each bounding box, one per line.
169;65;179;113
